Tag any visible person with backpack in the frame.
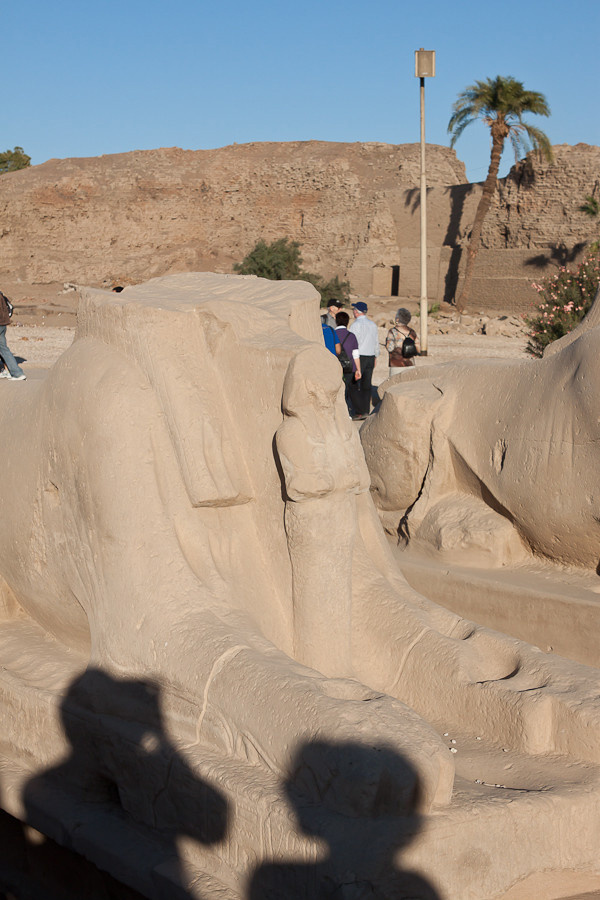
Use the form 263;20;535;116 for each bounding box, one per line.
0;291;26;381
334;311;361;417
321;317;341;356
386;308;419;377
322;297;344;329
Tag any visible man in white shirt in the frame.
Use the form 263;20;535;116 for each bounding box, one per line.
349;301;379;419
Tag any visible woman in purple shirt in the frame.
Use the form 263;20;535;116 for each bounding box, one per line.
334;311;362;416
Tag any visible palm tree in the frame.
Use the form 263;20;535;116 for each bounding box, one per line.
448;76;553;312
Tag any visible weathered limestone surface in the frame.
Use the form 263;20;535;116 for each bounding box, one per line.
1;275;600;898
0;141;466;296
0;141;597;313
365;314;600;569
363;291;600;669
483;143;600;251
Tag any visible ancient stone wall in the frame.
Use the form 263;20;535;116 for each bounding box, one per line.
482;143;600;251
451;143;597;312
0;140;597;313
0;142;465;294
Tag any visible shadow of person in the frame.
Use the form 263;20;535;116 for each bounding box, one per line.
524;241;587;269
19;668;228;899
0;803;148;900
248;740;442;899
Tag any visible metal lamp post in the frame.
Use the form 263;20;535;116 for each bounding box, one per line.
415;48;435;356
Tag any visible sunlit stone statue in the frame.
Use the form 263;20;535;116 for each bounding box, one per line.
276;344;370;675
362;291;600;571
0;273;600;899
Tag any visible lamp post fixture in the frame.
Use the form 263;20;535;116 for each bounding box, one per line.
415;48;435;356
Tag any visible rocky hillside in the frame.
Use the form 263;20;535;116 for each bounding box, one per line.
0;140;597;314
0;141;465;293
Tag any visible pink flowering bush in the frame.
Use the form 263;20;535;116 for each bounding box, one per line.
525;246;600;357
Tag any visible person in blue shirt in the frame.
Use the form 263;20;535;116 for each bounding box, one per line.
321;318;341;356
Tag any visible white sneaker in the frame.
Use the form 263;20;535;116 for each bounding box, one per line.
8;374;26;381
0;371;10;378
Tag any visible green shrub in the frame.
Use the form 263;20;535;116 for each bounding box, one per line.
234;238;350;305
525;247;600;357
233;238;303;281
311;274;351;307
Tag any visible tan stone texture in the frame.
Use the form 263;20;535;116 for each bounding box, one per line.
1;275;600;898
365;319;600;570
0;141;466;297
0;141;597;316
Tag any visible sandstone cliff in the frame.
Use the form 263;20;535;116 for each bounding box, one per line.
0;140;597;313
0;141;465;293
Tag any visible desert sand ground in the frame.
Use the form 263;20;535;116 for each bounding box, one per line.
7;324;530;373
7;325;75;371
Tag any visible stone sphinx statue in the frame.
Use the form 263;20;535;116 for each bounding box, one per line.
1;273;600;899
361;306;600;571
276;344;370;676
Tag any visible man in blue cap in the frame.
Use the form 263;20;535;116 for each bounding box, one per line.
349;301;379;420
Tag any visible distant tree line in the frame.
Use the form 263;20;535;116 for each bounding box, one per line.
0;146;31;175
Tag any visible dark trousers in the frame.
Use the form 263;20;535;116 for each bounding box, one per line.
351;355;375;416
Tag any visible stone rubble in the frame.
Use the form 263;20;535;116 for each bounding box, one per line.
373;310;529;340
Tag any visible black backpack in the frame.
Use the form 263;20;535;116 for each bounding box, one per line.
401;335;418;358
0;292;13;318
338;333;354;375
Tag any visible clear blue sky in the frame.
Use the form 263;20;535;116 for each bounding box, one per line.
4;0;599;183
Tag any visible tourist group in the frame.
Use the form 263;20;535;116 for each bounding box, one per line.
321;300;419;420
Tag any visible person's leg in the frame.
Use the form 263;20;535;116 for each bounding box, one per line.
348;376;362;417
357;356;375;415
0;326;24;378
343;374;357;417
